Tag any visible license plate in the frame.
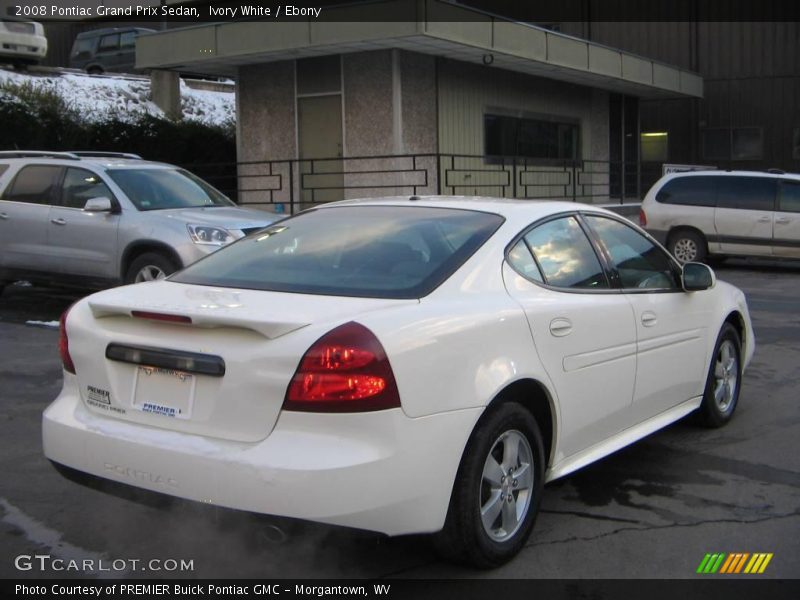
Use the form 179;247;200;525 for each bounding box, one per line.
132;366;195;419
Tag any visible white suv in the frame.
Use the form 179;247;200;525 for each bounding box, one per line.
640;170;800;263
0;151;277;295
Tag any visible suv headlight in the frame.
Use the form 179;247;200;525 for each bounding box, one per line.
187;224;235;246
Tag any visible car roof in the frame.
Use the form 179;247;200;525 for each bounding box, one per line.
317;195;620;222
75;27;155;38
660;169;800;182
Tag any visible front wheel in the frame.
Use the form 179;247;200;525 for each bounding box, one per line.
698;323;742;428
433;402;545;568
125;252;178;284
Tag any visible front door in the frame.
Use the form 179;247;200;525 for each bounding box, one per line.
47;167;121;279
298;95;343;206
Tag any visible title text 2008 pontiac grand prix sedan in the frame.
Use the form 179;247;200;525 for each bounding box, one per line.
43;197;753;568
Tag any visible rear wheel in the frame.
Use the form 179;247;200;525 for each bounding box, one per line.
434;402;545;568
698;323;742;428
87;66;103;75
669;230;707;264
125;252;178;284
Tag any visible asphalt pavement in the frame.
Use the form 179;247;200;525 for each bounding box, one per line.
0;260;798;579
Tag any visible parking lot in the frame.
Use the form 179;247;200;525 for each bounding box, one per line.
0;260;798;579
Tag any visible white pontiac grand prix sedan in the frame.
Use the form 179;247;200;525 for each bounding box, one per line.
43;197;754;567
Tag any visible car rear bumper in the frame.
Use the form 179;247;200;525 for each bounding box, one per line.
43;375;481;536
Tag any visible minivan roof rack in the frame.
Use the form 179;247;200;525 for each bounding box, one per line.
67;151;143;160
0;151;80;160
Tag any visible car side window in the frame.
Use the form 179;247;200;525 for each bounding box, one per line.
655;176;716;207
120;31;136;49
61;168;115;209
523;216;608;289
507;239;544;283
585;215;680;290
778;181;800;213
98;34;120;52
3;165;62;205
716;176;776;211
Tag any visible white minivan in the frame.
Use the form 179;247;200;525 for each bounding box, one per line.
640;170;800;263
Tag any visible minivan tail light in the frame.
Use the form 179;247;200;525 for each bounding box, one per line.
639;209;648;227
59;308;75;374
283;322;401;412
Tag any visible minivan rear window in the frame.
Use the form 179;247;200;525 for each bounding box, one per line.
655;176;716;207
171;206;505;299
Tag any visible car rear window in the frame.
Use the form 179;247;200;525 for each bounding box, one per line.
171;206;505;299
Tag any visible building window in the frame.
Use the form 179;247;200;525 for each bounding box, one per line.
484;113;579;161
640;132;668;162
702;127;763;161
793;128;800;160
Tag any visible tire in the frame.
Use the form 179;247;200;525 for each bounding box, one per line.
698;323;742;428
433;402;545;568
125;252;178;284
87;66;103;75
668;230;707;264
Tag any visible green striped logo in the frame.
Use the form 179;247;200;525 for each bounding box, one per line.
696;553;773;574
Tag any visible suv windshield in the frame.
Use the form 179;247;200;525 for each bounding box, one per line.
107;168;234;211
171;206;505;299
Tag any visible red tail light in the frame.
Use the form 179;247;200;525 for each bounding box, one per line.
131;310;192;324
59;308;75;374
284;322;401;412
639;209;648;227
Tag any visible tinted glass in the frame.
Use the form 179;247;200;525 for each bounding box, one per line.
172;206;505;299
524;217;608;289
71;38;94;57
98;34;119;52
3;165;61;205
716;176;776;211
655;175;716;207
778;181;800;213
507;239;543;282
61;168;115;209
586;216;680;290
119;31;136;49
107;168;234;211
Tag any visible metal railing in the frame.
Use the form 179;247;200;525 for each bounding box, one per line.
182;153;643;215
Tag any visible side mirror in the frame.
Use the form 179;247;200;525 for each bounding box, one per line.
83;197;113;213
682;262;715;292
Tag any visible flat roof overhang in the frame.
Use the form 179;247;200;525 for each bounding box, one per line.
136;0;702;99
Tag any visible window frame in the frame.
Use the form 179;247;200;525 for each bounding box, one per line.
505;211;683;295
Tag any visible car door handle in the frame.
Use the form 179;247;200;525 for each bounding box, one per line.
50;218;67;226
549;318;573;337
641;311;658;327
0;212;8;220
757;216;771;223
775;216;791;224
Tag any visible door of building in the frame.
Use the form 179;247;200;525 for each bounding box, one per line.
298;95;344;206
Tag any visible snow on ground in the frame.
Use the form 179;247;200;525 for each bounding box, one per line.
0;68;234;126
25;320;59;329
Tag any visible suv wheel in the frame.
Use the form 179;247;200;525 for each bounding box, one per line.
669;230;707;263
126;253;178;284
433;402;545;568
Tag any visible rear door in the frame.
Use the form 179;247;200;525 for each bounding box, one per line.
47;167;121;279
0;164;63;274
714;175;776;256
773;180;800;258
503;214;638;458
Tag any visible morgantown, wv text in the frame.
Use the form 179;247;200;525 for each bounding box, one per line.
14;4;323;19
15;584;392;598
